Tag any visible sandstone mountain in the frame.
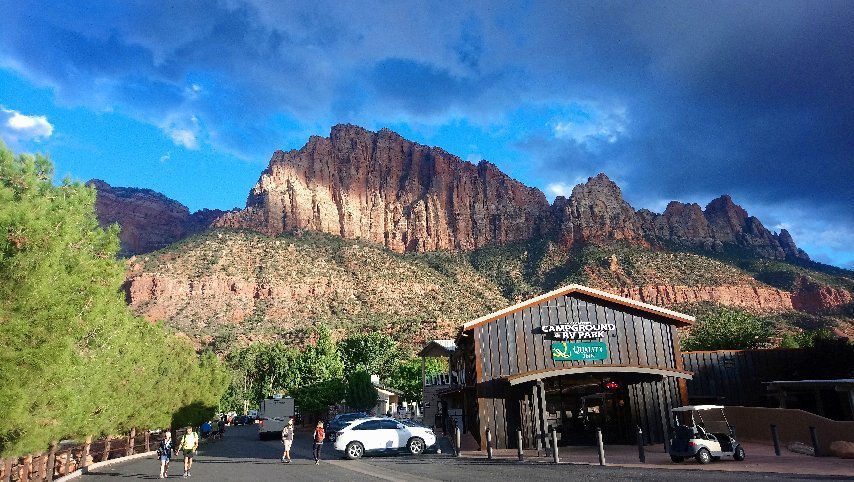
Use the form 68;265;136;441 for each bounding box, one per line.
90;180;224;256
88;124;852;349
212;125;552;253
93;125;809;263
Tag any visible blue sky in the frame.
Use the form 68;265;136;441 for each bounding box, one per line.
1;1;852;268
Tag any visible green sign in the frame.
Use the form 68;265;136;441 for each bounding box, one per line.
552;342;608;361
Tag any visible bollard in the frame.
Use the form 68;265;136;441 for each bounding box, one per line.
596;428;606;466
636;426;645;463
770;424;781;456
486;428;493;460
455;426;461;457
808;426;820;457
517;430;524;461
551;428;560;464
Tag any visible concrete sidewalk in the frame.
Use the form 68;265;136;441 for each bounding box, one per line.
461;441;854;478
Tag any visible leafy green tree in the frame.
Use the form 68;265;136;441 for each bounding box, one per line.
296;326;344;382
337;333;400;378
291;379;346;413
346;371;378;412
0;142;228;457
681;307;772;351
386;357;446;402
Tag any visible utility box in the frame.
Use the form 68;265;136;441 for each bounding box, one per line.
258;396;295;439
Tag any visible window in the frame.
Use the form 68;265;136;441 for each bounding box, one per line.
353;420;382;431
379;419;400;429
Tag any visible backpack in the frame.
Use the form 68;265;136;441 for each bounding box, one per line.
314;427;325;443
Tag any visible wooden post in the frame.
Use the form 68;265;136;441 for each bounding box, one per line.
46;441;58;482
22;455;32;482
531;383;543;454
101;437;112;462
82;436;92;469
63;450;72;476
144;431;151;452
128;429;136;456
36;455;46;481
2;457;12;482
536;380;548;454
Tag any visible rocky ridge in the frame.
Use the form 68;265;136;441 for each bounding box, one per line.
89;180;225;256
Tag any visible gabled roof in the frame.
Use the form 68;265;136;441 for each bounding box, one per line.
417;340;457;357
462;284;695;331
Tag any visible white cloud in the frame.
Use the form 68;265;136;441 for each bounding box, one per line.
161;114;200;149
552;104;627;147
0;106;54;143
159;152;171;162
546;182;572;198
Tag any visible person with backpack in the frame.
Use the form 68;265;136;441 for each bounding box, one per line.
157;431;175;479
312;421;325;465
179;426;199;477
280;418;295;463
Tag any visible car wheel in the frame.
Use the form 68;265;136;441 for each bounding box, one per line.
670;455;684;463
345;441;364;460
408;437;425;455
733;445;746;461
695;448;712;464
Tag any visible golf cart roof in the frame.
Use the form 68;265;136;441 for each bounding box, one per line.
671;405;725;412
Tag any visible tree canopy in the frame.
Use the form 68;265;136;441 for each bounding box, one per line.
0;143;228;457
681;307;772;351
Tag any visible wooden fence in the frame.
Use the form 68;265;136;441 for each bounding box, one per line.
0;429;179;482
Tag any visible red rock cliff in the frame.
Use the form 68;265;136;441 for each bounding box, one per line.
213;124;552;252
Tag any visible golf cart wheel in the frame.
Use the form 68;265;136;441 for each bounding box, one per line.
733;445;746;461
695;448;712;464
345;441;364;460
670;455;684;463
408;437;426;455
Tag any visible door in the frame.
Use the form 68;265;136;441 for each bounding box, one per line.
351;420;383;450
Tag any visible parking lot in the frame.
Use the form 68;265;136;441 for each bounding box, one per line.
77;425;852;481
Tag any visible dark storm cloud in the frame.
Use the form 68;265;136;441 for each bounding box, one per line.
0;0;851;262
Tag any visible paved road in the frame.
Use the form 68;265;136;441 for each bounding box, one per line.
81;426;848;481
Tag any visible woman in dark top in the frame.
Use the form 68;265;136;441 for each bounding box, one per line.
157;431;175;479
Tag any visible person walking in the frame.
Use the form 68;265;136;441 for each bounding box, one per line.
179;426;199;477
312;421;325;465
280;418;295;463
157;431;175;479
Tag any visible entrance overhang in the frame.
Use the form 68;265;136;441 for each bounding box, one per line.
505;365;693;386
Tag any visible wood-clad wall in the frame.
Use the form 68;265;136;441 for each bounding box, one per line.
474;293;680;382
470;293;685;448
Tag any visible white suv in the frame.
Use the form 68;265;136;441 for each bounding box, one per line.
333;417;437;459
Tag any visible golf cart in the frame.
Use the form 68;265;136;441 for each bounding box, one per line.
668;405;746;464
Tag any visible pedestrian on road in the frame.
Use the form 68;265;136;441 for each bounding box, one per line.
312;420;325;465
179;426;199;477
157;431;174;479
217;417;226;440
281;418;295;463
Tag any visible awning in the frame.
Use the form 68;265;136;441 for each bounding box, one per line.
504;365;694;386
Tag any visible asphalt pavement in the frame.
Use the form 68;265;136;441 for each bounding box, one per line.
79;425;851;481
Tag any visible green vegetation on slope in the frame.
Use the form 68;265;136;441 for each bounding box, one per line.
0;143;229;457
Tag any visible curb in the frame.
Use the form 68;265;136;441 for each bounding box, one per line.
54;451;156;481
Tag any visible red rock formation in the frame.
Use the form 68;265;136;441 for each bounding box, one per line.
610;284;795;312
552;173;649;248
791;276;854;313
90;180;225;256
214;125;552;252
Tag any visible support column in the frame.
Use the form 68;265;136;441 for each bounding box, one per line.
531;383;543;453
537;380;548;453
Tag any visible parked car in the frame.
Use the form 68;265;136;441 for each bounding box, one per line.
333;417;437;459
232;415;248;426
669;405;746;464
325;412;369;442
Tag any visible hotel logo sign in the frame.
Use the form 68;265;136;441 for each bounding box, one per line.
552;342;608;361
